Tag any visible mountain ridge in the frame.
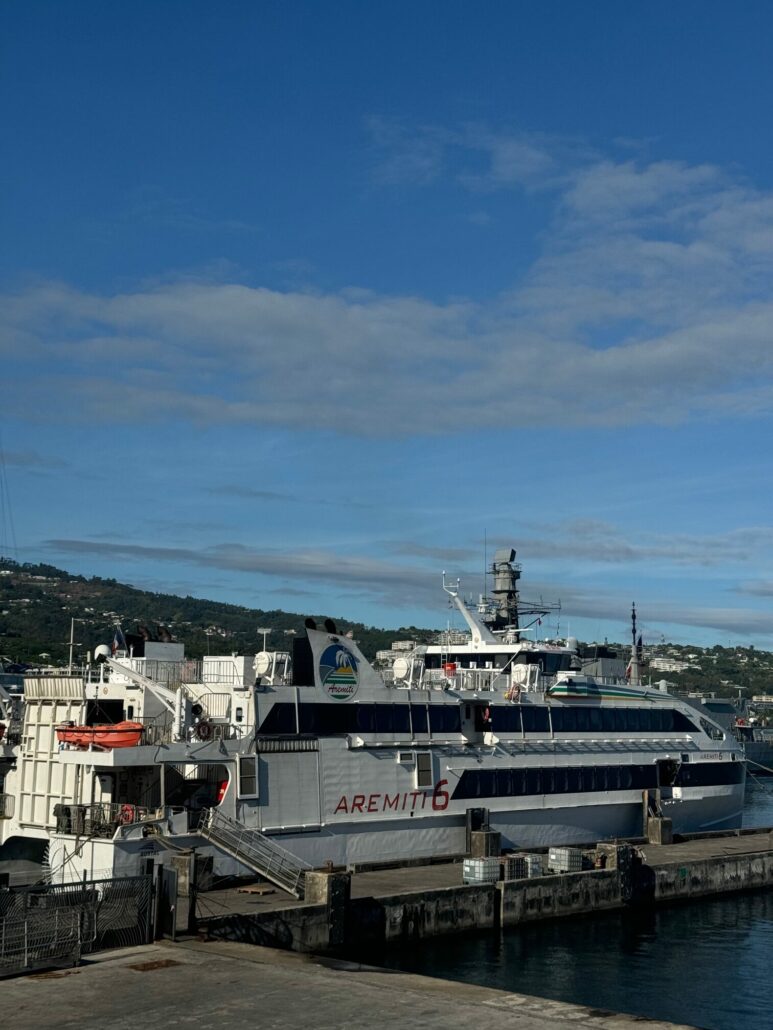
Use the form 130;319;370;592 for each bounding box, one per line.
0;556;435;664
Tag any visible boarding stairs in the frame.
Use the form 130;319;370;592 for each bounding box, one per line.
198;808;311;899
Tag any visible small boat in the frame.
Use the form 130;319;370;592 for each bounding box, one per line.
55;720;144;750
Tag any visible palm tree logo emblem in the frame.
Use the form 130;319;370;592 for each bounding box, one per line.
320;643;358;699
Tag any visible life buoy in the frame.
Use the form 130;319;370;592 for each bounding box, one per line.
119;804;136;825
195;719;213;741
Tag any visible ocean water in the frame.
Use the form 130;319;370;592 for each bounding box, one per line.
370;782;773;1030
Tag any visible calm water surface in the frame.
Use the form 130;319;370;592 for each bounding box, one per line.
368;784;773;1030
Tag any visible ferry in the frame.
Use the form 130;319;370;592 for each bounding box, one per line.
0;549;745;890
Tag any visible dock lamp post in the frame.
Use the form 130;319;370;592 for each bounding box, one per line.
67;617;86;675
257;627;271;652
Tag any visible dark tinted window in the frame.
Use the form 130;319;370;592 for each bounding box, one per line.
375;705;394;734
429;705;462;734
411;704;428;733
673;710;699;732
259;702;297;735
453;761;666;800
677;761;744;786
355;705;375;733
491;706;522;732
521;706;550;733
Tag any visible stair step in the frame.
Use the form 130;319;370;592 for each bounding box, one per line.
199;808;309;899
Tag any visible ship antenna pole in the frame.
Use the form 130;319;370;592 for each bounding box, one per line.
632;603;636;650
483;528;487;602
629;602;641;687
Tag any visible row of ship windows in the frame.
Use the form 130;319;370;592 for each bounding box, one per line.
257;702;699;737
423;654;573;674
496;706;698;734
452;760;744;800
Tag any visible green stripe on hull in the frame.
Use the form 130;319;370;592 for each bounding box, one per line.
548;686;648;701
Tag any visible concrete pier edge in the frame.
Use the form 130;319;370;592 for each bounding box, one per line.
0;937;700;1030
196;829;773;954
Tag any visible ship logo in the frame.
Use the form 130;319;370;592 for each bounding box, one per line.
320;643;359;700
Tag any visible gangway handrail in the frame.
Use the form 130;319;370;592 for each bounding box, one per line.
198;807;311;898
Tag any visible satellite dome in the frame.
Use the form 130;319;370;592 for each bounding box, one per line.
392;657;410;681
254;652;272;677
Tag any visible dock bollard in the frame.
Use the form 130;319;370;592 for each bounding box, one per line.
647;817;674;845
304;869;351;949
468;830;501;858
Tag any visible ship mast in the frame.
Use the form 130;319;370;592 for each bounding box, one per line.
628;603;641;687
442;573;498;644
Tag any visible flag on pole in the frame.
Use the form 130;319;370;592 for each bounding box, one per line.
111;626;128;655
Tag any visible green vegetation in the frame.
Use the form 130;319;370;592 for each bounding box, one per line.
645;642;773;698
0;557;436;664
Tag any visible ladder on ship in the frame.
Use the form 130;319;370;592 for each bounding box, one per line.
198;808;311;899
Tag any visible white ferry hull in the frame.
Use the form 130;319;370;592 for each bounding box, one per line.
261;783;745;868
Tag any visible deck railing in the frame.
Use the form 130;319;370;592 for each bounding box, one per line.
52;802;150;838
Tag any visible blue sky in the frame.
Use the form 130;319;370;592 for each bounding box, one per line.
4;1;773;647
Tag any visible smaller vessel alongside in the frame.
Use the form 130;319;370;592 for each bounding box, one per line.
55;720;144;750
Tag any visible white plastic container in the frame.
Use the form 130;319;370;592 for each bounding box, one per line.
503;853;544;880
524;854;543;877
548;847;583;873
462;857;501;884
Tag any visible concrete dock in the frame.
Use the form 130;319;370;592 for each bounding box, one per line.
195;828;773;953
2;938;698;1030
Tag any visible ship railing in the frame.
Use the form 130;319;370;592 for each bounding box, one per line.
136;715;174;746
447;668;511;693
85;659;193;687
0;793;15;819
163;658;258;687
416;668;511;693
52;802;151;838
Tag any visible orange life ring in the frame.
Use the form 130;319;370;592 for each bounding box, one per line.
119;804;136;825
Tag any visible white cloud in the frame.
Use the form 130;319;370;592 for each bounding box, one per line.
43;532;773;640
0;449;68;470
366;117;450;185
6;138;773;437
561;159;722;224
43;537;445;611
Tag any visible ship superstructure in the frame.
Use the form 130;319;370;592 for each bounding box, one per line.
0;551;745;887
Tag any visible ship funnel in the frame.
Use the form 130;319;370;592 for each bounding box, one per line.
490;547;521;629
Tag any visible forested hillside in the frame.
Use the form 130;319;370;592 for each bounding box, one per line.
0;558;434;664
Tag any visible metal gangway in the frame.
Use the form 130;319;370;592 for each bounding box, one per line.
198;808;311;899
